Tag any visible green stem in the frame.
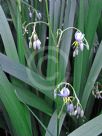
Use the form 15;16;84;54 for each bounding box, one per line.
45;0;56;46
55;46;60;136
57;27;89;49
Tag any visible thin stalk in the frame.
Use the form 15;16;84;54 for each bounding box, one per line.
45;0;56;46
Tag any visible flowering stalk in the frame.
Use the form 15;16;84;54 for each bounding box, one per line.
23;21;49;51
56;27;89;57
54;82;84;119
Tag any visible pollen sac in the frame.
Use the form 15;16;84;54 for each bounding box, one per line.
58;87;70;97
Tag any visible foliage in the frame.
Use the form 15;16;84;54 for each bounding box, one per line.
0;0;102;136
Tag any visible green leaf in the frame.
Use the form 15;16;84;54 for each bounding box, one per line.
0;53;54;99
73;0;84;97
0;5;19;62
81;41;102;111
59;112;66;133
45;111;57;136
6;0;17;28
68;114;102;136
81;0;102;91
59;0;76;82
53;0;61;32
16;3;25;64
14;86;53;116
0;70;32;136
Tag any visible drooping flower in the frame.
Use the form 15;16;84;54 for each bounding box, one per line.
92;90;102;99
29;41;32;48
79;43;84;51
72;31;88;57
58;87;70;97
80;110;84;117
67;103;74;115
73;47;79;57
33;39;41;50
29;11;33;18
74;105;84;118
75;31;84;42
28;32;41;50
36;11;42;20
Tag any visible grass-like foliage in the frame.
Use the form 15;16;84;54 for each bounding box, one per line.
0;0;102;136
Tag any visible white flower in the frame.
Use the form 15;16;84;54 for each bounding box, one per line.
73;48;79;57
72;31;89;57
79;42;84;51
36;39;41;49
36;12;42;20
75;31;84;42
58;87;70;97
80;110;84;117
33;39;41;50
29;41;32;48
33;34;38;41
29;12;33;18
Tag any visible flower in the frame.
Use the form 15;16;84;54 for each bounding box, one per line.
29;41;32;48
74;105;84;118
33;39;41;50
93;91;102;99
72;31;88;57
75;31;84;42
79;43;84;51
36;11;42;20
58;87;70;97
67;103;74;115
29;11;33;18
73;47;79;57
80;110;84;117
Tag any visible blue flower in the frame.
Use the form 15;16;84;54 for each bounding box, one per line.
75;31;84;42
67;103;74;114
58;87;70;97
72;31;88;57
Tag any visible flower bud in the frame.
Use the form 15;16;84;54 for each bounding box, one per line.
80;110;84;117
67;103;74;113
33;39;41;50
79;43;84;51
29;12;33;18
33;34;38;41
73;48;78;57
29;41;32;48
33;41;37;50
36;39;41;49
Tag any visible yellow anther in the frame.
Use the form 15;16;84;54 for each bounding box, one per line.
63;97;68;104
72;41;79;47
